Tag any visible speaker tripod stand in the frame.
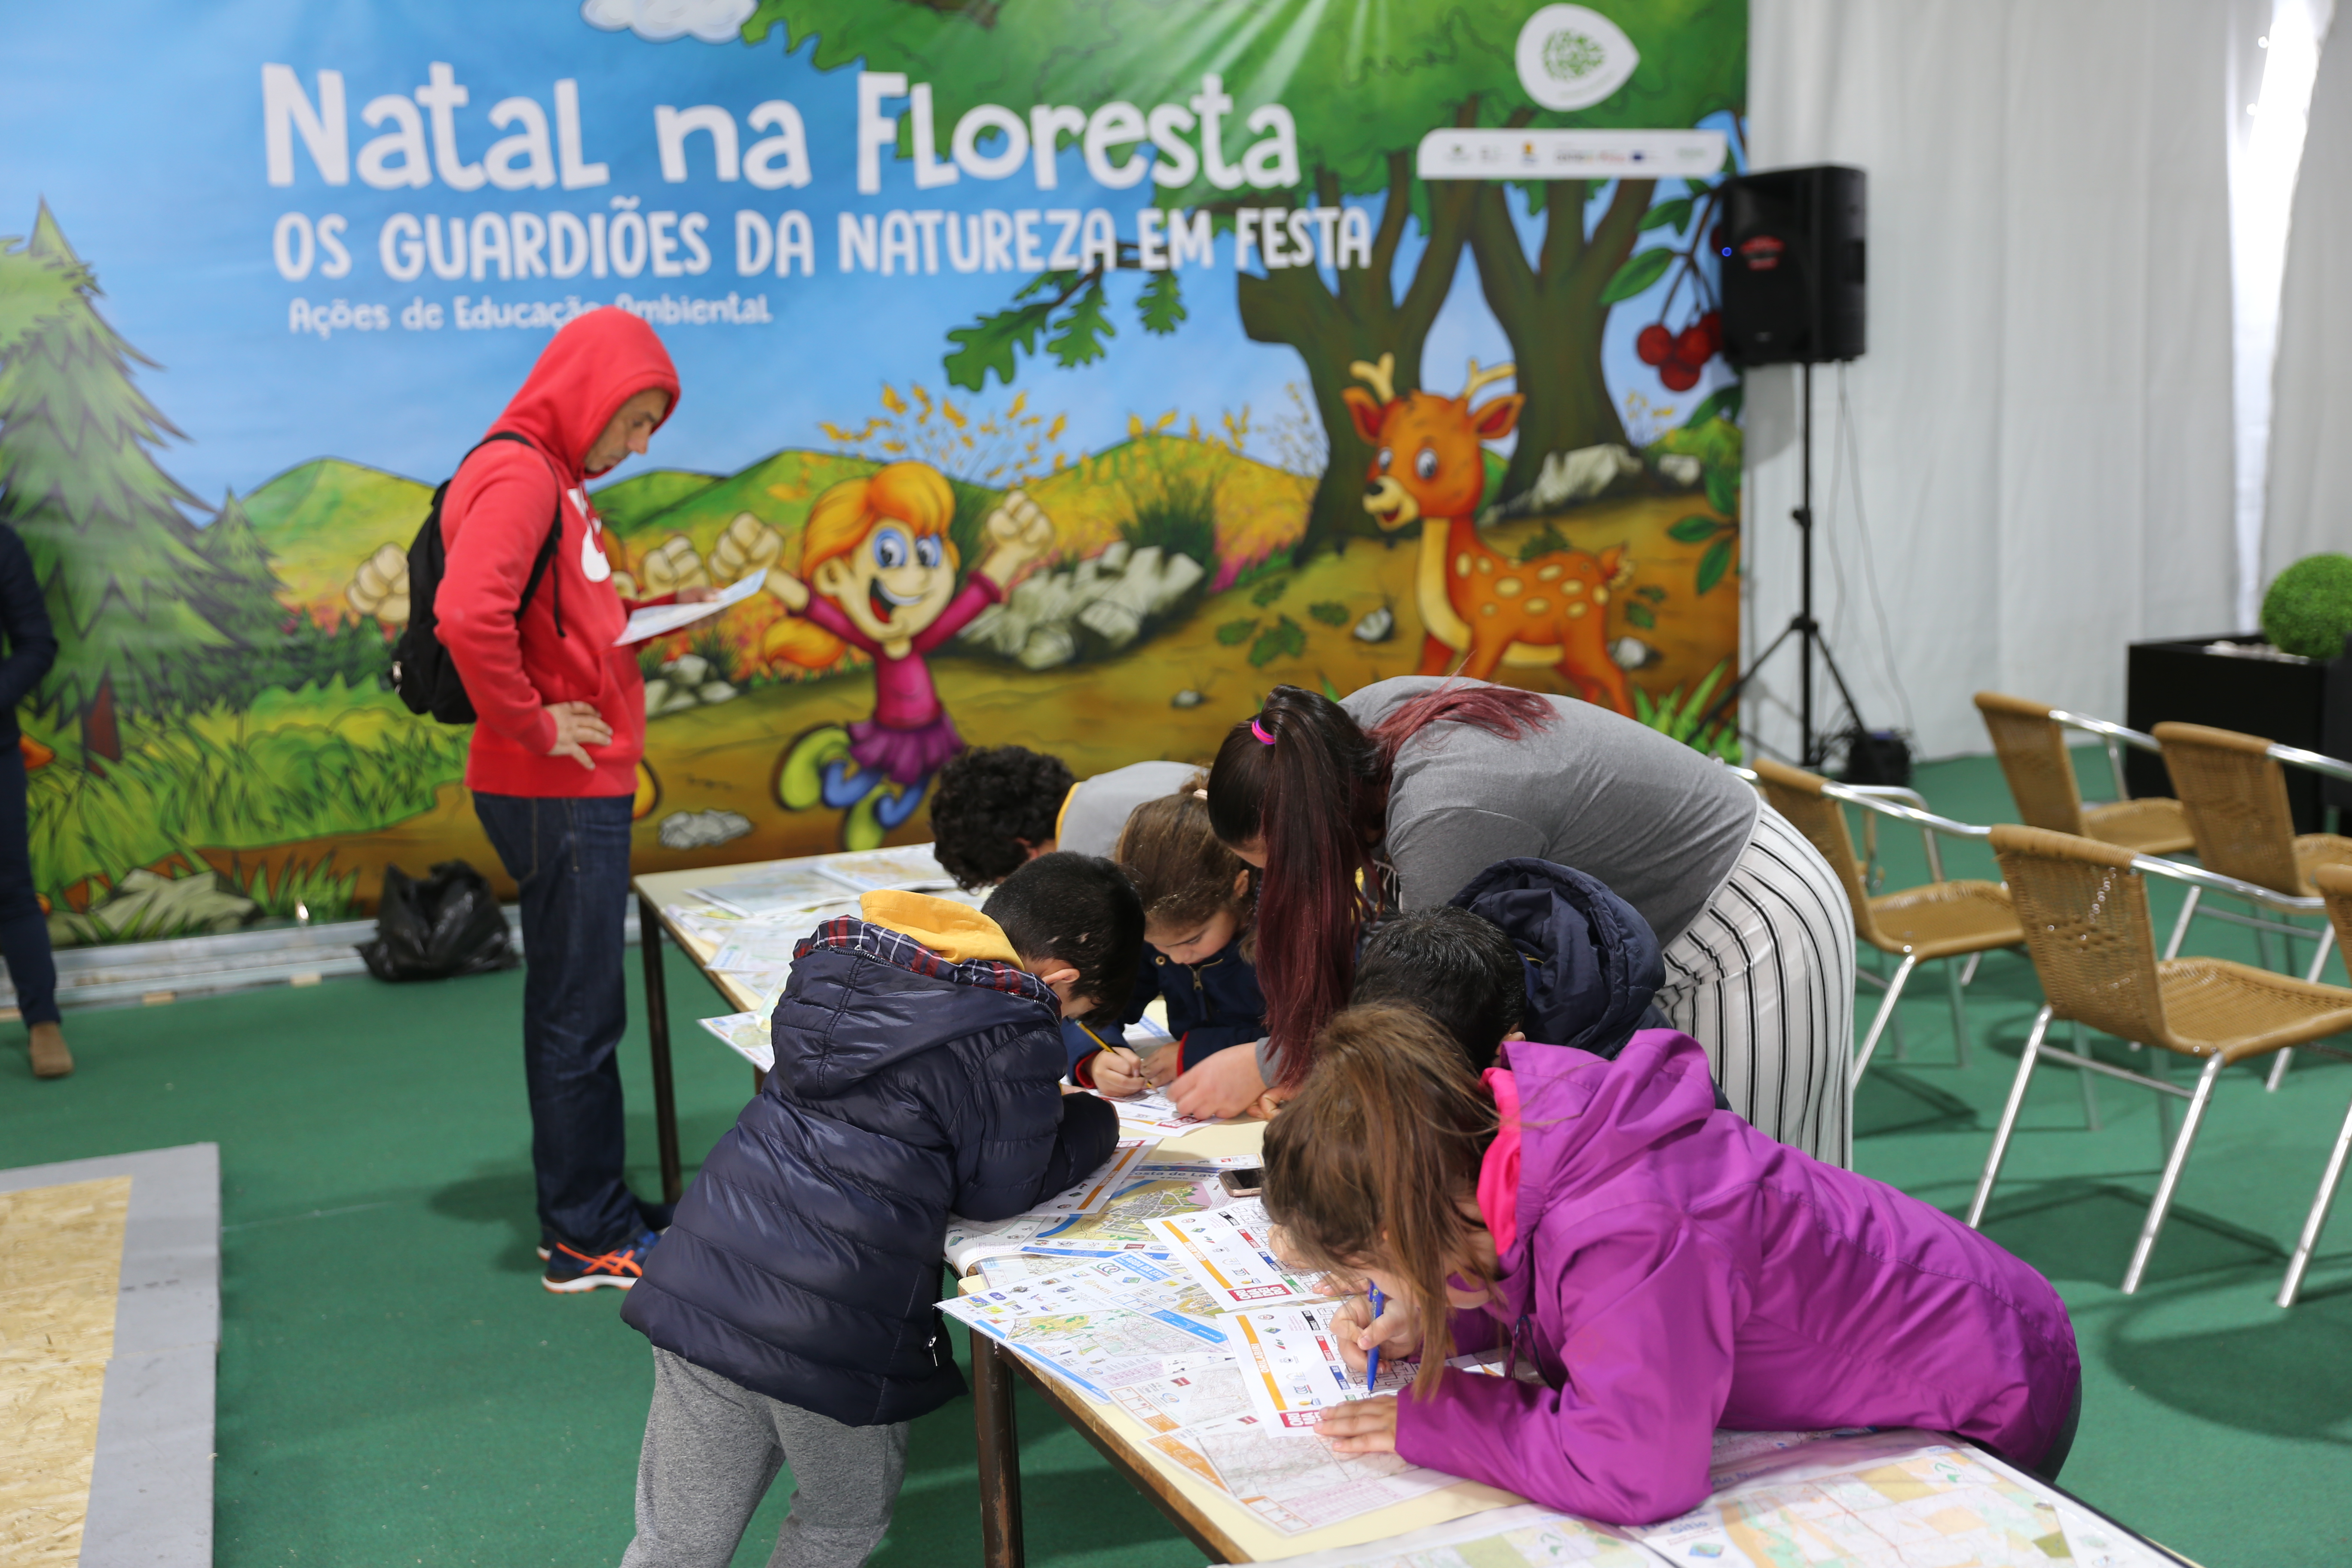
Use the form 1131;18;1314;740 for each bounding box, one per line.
1699;361;1870;769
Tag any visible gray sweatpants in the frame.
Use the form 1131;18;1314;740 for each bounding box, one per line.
619;1348;911;1568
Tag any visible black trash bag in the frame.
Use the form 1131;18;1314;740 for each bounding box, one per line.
359;860;519;981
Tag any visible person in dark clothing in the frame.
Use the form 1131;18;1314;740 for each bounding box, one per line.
1448;858;1674;1061
1351;860;1729;1106
617;863;1123;1568
981;849;1148;1086
1075;779;1264;1096
1353;906;1524;1072
0;524;64;1078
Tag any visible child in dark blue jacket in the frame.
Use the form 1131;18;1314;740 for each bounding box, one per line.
618;854;1130;1568
1071;780;1265;1096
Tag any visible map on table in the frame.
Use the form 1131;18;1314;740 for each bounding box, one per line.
812;845;952;892
1217;1427;2151;1565
1151;1199;1332;1310
684;865;851;920
697;1011;772;1072
1636;1430;2075;1568
1230;1303;1416;1429
1182;1409;1456;1534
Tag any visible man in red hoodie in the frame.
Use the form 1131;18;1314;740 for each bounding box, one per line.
438;308;710;1293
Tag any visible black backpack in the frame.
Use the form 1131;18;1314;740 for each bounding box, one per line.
391;432;568;724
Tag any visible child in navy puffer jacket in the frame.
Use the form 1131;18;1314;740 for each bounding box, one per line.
618;856;1128;1568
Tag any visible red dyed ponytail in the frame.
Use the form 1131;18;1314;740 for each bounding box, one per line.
1205;680;1555;1087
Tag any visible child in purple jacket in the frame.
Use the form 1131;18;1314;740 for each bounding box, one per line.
1264;996;2082;1527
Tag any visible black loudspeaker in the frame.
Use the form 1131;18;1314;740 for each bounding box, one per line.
1718;165;1866;367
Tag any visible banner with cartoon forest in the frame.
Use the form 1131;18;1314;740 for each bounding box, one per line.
0;0;1745;944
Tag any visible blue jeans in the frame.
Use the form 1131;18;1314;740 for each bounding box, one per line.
473;791;642;1253
0;743;57;1026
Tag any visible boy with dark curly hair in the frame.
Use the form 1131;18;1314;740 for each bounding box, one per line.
929;745;1073;888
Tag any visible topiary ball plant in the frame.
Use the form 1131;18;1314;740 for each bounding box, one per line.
2261;553;2352;660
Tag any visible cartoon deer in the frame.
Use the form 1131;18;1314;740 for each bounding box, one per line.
1340;355;1635;713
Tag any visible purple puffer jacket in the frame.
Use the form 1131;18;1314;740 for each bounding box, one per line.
1394;1029;2079;1525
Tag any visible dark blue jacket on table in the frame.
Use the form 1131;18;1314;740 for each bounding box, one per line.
1452;858;1729;1107
622;913;1120;1426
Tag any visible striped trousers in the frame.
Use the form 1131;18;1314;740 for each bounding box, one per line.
1657;804;1856;1167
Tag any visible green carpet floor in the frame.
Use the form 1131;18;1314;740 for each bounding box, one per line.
4;751;2349;1565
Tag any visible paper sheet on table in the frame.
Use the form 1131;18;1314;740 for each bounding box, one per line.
688;865;854;920
1032;1175;1231;1253
943;1213;1068;1271
613;567;766;644
1187;1411;1456;1536
1032;1252;1228;1325
1634;1427;2075;1568
698;1010;773;1072
1107;1359;1260;1437
812;844;952;892
1095;1084;1213;1134
1027;1138;1155;1215
1207;1501;1653;1568
938;1282;1228;1398
1151;1198;1332;1309
1231;1304;1415;1429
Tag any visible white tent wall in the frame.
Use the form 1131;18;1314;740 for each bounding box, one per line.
2265;16;2352;579
1741;0;2245;762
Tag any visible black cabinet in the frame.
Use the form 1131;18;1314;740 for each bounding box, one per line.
2123;635;2352;833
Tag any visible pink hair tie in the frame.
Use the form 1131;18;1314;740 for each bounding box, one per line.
1250;717;1276;745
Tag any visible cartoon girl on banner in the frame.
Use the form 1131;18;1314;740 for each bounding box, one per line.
766;462;1053;848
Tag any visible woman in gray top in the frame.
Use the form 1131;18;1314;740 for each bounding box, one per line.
1185;677;1855;1166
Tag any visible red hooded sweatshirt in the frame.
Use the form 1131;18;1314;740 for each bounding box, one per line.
437;309;680;798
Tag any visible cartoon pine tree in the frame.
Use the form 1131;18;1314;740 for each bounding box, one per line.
196;488;291;651
0;202;233;763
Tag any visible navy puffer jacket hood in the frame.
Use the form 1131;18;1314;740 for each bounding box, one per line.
1451;858;1670;1060
622;917;1119;1426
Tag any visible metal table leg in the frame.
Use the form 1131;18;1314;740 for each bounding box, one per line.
973;1332;1025;1568
638;892;683;1206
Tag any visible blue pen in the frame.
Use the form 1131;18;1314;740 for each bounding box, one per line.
1364;1286;1384;1393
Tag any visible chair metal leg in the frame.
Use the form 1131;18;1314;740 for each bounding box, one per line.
1853;954;1916;1085
1959;951;1983;987
2272;925;2343;1093
1968;1005;2053;1229
2073;1022;2101;1131
2122;1053;2229;1294
1945;958;1971;1069
2163;885;2201;960
2304;921;2338;985
2256;924;2279;975
2278;1090;2352;1308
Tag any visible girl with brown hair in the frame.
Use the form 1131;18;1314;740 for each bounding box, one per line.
1262;1003;2079;1527
1081;779;1265;1095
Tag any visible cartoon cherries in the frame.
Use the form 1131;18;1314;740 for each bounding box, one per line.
1635;310;1721;392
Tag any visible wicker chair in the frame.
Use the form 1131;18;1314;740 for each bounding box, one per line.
1971;825;2352;1293
1753;758;2022;1085
1974;692;2193;854
2152;722;2352;1086
2278;863;2352;1306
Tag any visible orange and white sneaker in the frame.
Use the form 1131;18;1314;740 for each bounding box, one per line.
542;1231;659;1293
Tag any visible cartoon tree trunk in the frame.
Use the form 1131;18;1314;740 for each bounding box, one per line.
0;204;234;763
1237;154;1478;557
1469;175;1657;499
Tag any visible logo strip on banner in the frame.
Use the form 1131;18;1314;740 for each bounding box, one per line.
1416;129;1728;182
